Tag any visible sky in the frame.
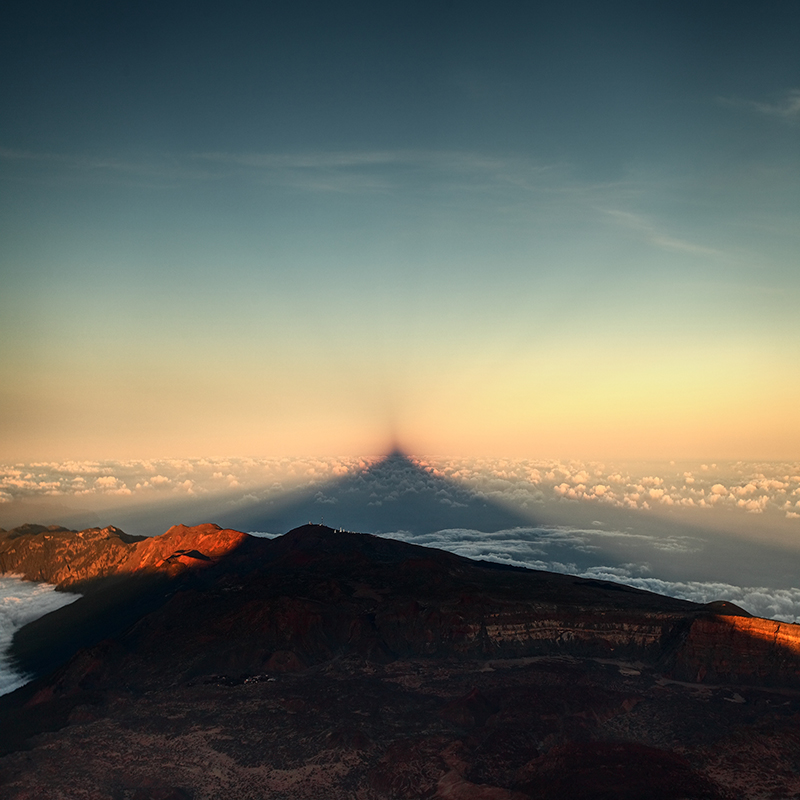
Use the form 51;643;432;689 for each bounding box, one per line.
1;0;799;461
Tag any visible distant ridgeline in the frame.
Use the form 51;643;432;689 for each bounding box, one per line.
0;523;247;587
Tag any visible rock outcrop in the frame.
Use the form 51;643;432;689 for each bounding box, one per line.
672;612;800;686
0;522;247;588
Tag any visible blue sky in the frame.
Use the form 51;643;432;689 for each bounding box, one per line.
1;0;798;460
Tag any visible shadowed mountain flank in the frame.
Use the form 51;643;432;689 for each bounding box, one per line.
218;449;537;535
1;523;251;682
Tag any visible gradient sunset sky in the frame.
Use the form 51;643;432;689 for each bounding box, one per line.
1;1;798;461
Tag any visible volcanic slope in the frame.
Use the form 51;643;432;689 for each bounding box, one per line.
2;523;800;798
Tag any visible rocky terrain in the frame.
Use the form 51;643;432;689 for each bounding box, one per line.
0;522;247;587
1;523;800;798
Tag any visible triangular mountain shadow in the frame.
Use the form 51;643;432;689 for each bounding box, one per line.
216;449;538;535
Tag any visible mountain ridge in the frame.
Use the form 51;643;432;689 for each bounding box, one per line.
4;522;799;690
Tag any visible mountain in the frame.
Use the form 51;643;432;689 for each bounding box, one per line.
2;523;800;798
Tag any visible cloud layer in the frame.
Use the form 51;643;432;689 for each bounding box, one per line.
422;456;800;519
3;455;799;519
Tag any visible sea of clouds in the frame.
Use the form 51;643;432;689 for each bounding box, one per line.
380;527;800;623
0;576;80;696
2;455;798;519
422;456;800;518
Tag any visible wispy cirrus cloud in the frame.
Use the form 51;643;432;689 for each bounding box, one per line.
189;148;534;175
600;208;725;258
0;146;149;172
719;88;800;122
0;143;578;198
0;146;215;187
188;148;565;196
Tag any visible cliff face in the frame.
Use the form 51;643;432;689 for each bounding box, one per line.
0;522;247;587
122;523;248;573
672;613;800;686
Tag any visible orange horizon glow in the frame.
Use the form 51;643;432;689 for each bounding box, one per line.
3;335;797;463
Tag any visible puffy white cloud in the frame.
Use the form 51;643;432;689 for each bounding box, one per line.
737;496;769;513
554;483;585;500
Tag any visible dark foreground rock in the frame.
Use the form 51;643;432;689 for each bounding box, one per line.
4;654;800;799
1;524;800;798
